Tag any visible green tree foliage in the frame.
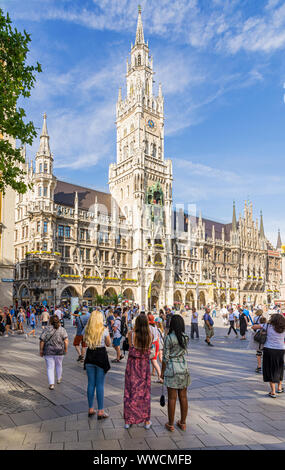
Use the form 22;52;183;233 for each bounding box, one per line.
95;294;120;306
0;8;42;194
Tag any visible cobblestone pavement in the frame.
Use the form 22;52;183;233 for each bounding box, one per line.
0;367;53;414
0;314;285;450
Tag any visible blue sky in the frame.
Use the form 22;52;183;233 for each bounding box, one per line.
2;0;285;245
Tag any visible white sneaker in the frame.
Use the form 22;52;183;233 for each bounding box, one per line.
124;423;132;429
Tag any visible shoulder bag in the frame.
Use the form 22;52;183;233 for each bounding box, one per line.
254;324;268;345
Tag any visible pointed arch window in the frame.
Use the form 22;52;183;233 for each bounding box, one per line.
145;140;149;155
145;79;149;96
124;145;128;159
138;54;141;66
130;141;134;155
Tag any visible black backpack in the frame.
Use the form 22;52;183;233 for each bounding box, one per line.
121;316;128;337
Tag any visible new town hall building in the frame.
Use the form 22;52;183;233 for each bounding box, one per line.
13;9;282;310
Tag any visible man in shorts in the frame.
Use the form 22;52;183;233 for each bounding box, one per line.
112;310;123;363
26;308;36;338
41;308;50;329
17;308;26;334
73;309;90;362
203;307;214;346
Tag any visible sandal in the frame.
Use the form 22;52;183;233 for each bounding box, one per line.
176;420;186;431
88;411;96;417
97;413;109;420
165;423;175;432
268;392;277;398
119;355;124;360
277;388;284;394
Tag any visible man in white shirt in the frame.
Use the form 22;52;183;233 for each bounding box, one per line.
221;306;228;326
227;307;238;337
233;307;240;330
54;306;63;320
191;308;199;339
112;311;123;363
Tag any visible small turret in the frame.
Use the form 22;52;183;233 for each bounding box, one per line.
276;229;282;251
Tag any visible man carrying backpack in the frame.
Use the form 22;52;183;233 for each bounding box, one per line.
73;309;90;362
112;310;124;363
203;307;214;347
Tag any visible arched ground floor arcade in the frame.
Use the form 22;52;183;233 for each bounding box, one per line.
13;279;275;310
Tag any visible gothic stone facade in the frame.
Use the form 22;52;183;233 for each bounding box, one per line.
13;10;281;309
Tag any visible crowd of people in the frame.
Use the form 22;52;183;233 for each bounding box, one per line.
35;304;190;431
2;300;285;430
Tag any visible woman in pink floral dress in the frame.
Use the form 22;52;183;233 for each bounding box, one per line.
124;313;152;429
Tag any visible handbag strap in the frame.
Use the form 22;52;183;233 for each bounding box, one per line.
44;329;57;345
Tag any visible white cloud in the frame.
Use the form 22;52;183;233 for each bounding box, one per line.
172;155;285;204
174;158;239;182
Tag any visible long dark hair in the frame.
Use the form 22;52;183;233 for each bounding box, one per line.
269;314;285;334
134;314;152;351
168;314;187;349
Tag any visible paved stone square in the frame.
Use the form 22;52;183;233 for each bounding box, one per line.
1;314;285;450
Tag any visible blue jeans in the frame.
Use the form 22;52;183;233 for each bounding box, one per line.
86;364;105;410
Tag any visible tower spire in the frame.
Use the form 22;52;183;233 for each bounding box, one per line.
259;210;265;239
38;112;51;155
135;5;145;45
232;201;237;232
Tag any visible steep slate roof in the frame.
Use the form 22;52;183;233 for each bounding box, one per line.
54;180;112;214
203;217;232;242
174;211;233;242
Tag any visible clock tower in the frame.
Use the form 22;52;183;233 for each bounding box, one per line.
109;6;174;307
